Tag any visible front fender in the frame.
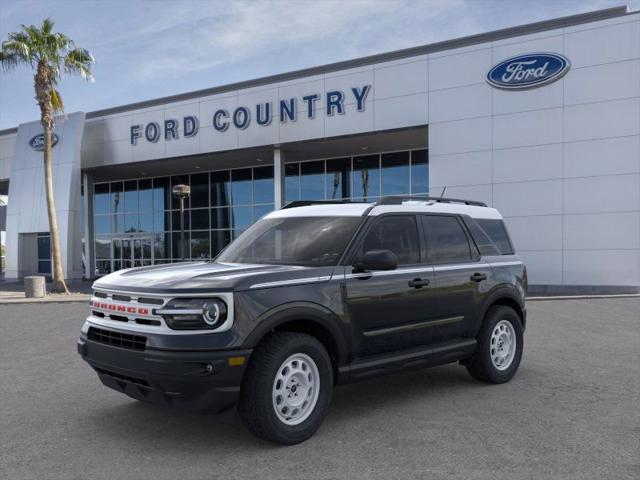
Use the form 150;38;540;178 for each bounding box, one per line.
242;301;350;365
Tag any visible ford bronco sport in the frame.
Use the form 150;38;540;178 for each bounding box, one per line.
78;196;527;444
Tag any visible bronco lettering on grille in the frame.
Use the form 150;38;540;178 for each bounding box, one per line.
90;300;149;316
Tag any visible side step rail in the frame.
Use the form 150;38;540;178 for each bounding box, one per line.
336;338;477;384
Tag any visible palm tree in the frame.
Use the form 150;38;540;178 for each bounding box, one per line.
0;18;94;293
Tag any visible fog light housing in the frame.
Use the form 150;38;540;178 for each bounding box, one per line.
157;298;227;330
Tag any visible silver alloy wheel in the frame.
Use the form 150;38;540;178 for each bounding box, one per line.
490;320;517;371
272;353;320;426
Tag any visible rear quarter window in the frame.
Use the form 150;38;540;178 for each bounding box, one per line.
475;219;515;255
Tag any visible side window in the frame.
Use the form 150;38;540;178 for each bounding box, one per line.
462;217;501;256
359;216;420;265
422;215;472;264
476;219;515;255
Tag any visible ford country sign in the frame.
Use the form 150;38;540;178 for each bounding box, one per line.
487;53;570;90
29;133;59;151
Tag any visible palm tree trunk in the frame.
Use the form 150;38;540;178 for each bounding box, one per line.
43;122;68;293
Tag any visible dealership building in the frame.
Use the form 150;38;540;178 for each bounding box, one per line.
0;5;639;293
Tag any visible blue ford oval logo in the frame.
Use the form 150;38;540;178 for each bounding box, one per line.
487;53;570;90
29;133;59;151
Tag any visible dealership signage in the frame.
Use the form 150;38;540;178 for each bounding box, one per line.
487;53;570;90
29;133;59;151
130;84;372;146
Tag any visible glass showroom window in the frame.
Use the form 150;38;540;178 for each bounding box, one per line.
284;149;428;204
93;165;274;275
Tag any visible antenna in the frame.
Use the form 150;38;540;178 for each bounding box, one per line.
439;186;447;200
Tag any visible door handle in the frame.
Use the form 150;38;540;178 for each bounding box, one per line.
470;272;487;282
408;278;430;289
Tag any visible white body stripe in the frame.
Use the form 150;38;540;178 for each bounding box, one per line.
249;276;332;289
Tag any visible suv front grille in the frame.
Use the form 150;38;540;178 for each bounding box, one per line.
87;327;146;351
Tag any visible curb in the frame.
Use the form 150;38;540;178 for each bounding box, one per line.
527;294;640;301
0;295;91;305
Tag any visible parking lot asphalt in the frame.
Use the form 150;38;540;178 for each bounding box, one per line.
1;298;638;480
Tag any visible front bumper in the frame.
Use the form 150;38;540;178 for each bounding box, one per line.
78;334;251;413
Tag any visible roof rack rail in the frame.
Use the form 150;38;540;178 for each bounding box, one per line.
282;200;369;209
375;195;487;207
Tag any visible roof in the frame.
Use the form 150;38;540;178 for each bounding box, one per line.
0;5;631;136
265;201;503;220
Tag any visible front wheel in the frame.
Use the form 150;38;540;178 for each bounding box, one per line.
466;305;523;383
238;332;333;445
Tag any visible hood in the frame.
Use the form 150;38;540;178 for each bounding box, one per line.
92;261;328;293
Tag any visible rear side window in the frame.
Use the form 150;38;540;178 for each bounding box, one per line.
422;215;472;264
476;219;514;255
360;215;420;265
462;217;502;256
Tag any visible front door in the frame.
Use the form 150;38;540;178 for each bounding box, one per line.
112;236;153;271
343;215;438;358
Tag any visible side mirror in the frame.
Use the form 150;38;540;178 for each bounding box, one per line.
354;249;398;272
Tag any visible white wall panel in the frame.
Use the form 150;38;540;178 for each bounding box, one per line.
564;20;640;68
427;183;492;206
102;114;132;144
493;143;562;183
82;120;105;145
0;134;16;159
325;102;374;138
428;48;491;90
492;33;563;62
564;135;640;178
374;60;427;100
518;250;563;285
324;69;374;107
103;139;132;165
563;174;640;214
374;93;428;131
429;116;491;155
429;150;492;187
504;215;562;251
428;84;491;123
492;80;563;115
563;250;640;286
493;108;562;150
493;179;562;217
199;125;238;153
564;98;640;142
279;113;325;144
564;212;640;250
564;60;640;106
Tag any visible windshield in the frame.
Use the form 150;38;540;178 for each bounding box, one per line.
216;216;362;267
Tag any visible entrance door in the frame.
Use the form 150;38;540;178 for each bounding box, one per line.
112;236;153;271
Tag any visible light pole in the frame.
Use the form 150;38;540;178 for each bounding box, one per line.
172;184;191;261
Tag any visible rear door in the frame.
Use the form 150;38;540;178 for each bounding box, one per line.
421;214;493;340
343;214;437;357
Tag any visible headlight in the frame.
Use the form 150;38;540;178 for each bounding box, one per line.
156;298;228;330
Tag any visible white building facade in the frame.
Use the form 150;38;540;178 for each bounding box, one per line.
0;6;638;293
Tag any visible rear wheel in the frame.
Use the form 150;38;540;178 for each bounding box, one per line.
238;332;333;445
466;305;523;383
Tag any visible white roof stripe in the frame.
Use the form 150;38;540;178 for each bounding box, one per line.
264;202;503;220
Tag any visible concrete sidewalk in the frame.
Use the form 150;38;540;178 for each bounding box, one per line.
0;279;92;304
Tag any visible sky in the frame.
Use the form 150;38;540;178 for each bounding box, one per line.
0;0;636;130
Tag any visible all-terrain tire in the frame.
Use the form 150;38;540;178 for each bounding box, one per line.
238;332;333;445
466;305;523;384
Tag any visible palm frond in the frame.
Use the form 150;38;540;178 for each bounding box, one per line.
41;18;54;35
50;88;64;113
64;47;94;81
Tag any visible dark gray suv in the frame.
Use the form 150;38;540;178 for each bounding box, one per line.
78;196;527;444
